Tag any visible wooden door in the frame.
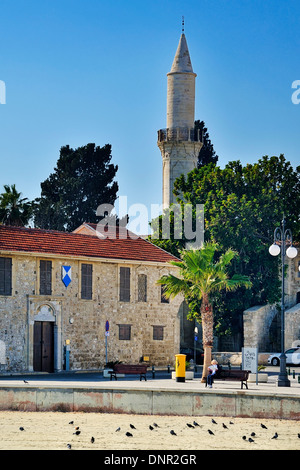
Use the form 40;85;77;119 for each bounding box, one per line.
33;321;54;372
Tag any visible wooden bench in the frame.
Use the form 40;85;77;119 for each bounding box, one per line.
206;368;250;389
109;363;148;381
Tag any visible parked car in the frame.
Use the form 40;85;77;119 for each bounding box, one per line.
180;348;204;364
267;348;300;366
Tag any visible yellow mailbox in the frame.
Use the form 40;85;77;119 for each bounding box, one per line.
175;354;186;382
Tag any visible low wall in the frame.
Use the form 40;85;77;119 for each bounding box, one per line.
213;352;271;366
0;385;299;420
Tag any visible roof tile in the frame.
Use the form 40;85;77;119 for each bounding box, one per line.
0;225;178;264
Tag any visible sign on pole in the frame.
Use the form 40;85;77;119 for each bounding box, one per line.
242;347;258;384
105;321;109;365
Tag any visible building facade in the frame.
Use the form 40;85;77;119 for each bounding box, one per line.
243;253;300;352
0;224;183;372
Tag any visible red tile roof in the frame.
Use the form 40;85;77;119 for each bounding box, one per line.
0;224;178;264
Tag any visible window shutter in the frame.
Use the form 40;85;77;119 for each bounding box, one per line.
120;267;130;302
119;324;131;340
153;325;164;340
81;263;93;299
0;257;12;296
161;285;169;303
138;274;147;302
40;260;52;295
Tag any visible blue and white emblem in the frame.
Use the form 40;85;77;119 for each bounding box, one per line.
62;266;72;287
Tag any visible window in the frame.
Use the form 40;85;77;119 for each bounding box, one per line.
119;324;131;340
161;285;169;303
138;274;147;302
40;260;52;295
81;263;93;299
153;325;164;341
0;257;12;296
120;267;130;302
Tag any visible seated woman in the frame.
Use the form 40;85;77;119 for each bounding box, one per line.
206;359;218;388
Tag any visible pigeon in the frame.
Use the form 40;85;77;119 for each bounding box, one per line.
19;427;25;431
75;426;80;430
271;432;278;439
91;437;95;443
153;423;159;428
73;430;81;435
261;423;267;429
170;430;177;436
149;425;154;430
208;429;214;435
126;432;133;437
242;436;247;440
222;423;228;429
248;437;255;443
130;424;136;429
67;443;72;450
69;421;74;425
115;427;121;432
229;421;234;425
23;380;28;384
211;419;217;424
193;421;200;427
251;432;256;437
298;433;300;439
187;423;194;428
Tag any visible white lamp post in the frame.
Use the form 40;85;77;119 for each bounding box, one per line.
269;216;298;387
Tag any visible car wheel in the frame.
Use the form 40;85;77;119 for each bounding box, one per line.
271;357;280;366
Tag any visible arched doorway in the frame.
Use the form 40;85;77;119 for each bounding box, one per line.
33;321;54;372
33;304;55;372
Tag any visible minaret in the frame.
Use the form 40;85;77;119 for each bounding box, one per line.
158;25;202;208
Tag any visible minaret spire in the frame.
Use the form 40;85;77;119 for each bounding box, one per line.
157;28;203;208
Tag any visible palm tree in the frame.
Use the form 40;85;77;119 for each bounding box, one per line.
157;242;252;382
0;184;32;226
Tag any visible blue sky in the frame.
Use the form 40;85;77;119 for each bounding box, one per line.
0;0;299;227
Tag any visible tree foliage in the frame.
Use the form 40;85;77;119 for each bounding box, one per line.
195;120;219;168
150;154;300;338
0;184;32;226
33;143;119;231
157;244;251;380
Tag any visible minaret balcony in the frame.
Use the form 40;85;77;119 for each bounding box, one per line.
157;127;202;143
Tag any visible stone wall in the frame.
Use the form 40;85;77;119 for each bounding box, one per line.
0;253;182;372
243;304;278;351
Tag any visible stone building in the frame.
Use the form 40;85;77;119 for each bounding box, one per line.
243;252;300;352
0;223;183;372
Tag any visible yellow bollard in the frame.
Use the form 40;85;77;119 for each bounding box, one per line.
175;354;186;382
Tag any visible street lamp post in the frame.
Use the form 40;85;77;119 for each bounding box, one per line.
269;216;298;387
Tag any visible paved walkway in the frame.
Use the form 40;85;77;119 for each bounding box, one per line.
0;367;300;396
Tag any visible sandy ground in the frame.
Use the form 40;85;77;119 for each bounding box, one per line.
0;411;299;451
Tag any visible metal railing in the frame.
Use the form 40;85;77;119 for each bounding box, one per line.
157;127;202;143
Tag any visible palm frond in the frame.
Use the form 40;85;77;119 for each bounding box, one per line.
157;274;189;299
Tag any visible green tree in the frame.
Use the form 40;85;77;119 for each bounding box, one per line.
33;143;119;231
150;154;300;340
194;120;219;167
157;244;251;381
0;184;32;226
